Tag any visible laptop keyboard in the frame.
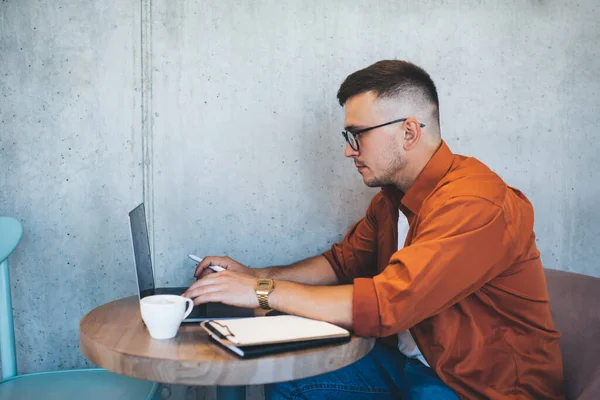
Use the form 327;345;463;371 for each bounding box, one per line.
143;289;252;319
153;287;185;295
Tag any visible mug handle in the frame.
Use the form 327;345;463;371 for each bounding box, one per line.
182;298;194;320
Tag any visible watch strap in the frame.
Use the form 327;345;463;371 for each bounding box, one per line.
257;293;271;310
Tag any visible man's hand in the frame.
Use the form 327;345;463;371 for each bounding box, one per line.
193;255;259;278
183;269;260;308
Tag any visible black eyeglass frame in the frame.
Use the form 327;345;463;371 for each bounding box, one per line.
341;118;426;151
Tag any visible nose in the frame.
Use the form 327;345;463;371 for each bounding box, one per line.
344;142;359;158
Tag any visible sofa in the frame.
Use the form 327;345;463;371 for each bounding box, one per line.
545;269;600;399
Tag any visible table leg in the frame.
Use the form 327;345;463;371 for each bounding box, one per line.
216;385;246;400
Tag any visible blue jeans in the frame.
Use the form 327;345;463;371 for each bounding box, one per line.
265;344;459;400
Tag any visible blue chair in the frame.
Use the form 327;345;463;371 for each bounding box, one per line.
0;216;160;400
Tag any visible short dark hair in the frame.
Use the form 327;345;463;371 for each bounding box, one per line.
336;60;439;116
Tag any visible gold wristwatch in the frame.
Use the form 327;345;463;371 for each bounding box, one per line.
254;279;275;310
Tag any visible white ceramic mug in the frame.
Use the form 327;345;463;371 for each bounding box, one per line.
140;294;194;339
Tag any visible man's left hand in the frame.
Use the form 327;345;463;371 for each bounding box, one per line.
182;270;260;309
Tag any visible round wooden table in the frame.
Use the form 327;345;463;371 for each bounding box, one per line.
80;296;375;400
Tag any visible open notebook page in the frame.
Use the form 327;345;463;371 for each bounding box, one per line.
208;315;350;346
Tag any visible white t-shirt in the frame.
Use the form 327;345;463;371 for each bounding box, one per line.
397;212;430;367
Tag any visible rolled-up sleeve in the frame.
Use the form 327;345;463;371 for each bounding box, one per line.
322;195;380;284
352;196;516;338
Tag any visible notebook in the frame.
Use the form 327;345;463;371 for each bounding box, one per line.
201;315;351;358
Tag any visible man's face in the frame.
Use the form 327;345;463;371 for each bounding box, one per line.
343;92;407;187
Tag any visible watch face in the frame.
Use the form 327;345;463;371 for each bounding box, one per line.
257;279;273;290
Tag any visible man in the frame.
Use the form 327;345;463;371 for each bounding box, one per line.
184;60;564;399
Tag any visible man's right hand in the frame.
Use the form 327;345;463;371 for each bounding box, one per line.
194;256;259;279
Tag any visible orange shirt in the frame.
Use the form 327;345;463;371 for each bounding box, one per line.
323;141;564;399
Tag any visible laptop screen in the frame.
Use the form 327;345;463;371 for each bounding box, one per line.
129;203;155;295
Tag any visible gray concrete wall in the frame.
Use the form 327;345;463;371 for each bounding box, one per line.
1;0;598;399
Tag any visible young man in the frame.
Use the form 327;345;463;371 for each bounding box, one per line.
184;60;565;399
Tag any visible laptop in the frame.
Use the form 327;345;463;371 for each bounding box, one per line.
128;203;254;322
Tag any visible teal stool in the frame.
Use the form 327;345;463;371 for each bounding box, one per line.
0;216;160;400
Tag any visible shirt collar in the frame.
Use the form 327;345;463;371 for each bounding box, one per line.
382;140;454;214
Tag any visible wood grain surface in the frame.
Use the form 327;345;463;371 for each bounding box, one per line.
79;296;375;386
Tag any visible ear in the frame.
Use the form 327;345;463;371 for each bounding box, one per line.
402;117;423;150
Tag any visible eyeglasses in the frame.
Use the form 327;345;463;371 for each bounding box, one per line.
341;118;425;151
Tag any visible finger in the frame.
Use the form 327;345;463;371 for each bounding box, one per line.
195;256;227;277
198;268;213;278
191;291;223;305
193;263;204;277
184;272;227;297
185;284;224;304
184;278;213;296
194;264;217;278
